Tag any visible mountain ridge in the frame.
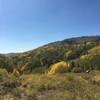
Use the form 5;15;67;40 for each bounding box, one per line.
3;35;100;55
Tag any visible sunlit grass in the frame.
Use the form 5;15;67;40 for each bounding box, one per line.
0;68;100;100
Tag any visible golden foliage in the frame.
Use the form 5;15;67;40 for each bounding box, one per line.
64;51;72;57
48;61;71;75
88;46;100;54
94;75;100;83
13;69;20;77
80;53;95;60
80;55;88;59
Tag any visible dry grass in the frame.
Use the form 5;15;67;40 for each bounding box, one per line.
0;70;100;100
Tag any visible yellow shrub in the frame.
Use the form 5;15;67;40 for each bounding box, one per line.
80;55;88;59
88;46;100;54
13;69;20;77
48;61;71;75
64;51;72;57
94;75;100;83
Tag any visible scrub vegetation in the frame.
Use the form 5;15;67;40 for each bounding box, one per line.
0;36;100;100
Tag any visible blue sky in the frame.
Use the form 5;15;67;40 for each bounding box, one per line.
0;0;100;53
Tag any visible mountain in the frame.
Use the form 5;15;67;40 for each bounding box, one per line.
5;53;18;57
0;35;100;74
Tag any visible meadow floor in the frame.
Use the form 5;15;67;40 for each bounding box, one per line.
0;70;100;100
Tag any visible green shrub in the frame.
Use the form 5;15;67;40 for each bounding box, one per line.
0;68;8;81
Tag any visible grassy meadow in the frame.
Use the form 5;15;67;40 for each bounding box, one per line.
0;69;100;100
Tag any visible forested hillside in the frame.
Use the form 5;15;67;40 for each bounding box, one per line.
0;36;100;74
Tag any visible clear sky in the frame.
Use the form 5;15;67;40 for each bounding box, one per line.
0;0;100;53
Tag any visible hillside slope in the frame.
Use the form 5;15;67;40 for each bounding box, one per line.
0;36;100;74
